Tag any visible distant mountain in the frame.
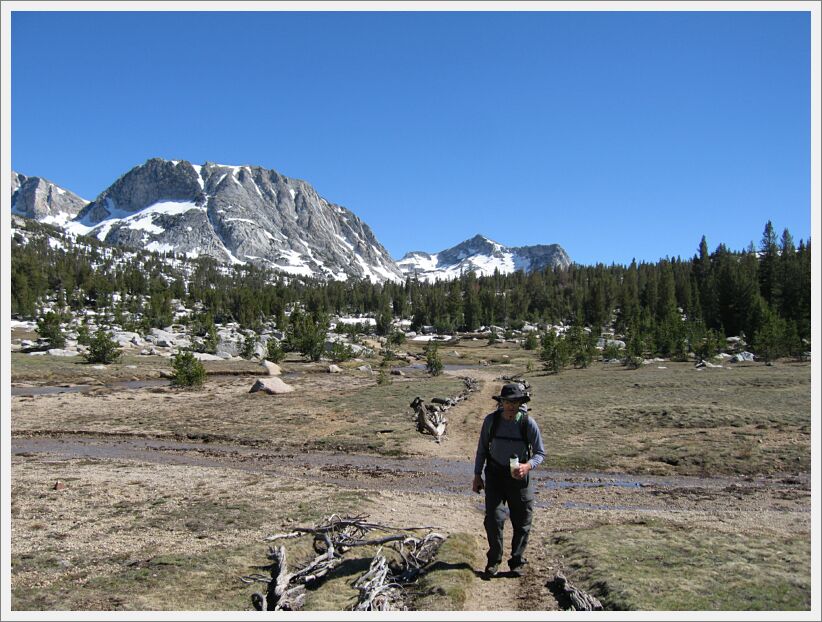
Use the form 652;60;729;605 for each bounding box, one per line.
63;158;404;283
397;234;571;282
11;171;89;226
11;161;573;285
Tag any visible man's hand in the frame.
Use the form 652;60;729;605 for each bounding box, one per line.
472;475;484;493
513;462;532;480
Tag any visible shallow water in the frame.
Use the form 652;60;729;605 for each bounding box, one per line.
11;379;170;396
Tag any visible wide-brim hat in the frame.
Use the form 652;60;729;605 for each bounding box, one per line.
492;383;530;403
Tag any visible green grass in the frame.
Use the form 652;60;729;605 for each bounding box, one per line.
12;543;260;611
412;533;481;611
550;518;811;611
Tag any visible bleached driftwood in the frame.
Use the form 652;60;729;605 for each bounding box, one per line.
242;514;443;612
410;376;479;442
551;572;604;611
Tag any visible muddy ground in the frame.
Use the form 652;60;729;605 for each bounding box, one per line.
8;348;813;612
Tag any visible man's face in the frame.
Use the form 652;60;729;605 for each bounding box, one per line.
500;398;521;415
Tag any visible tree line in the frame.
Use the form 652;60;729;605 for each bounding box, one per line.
11;218;811;361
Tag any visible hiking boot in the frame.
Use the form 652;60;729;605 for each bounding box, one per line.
508;557;528;577
484;563;500;578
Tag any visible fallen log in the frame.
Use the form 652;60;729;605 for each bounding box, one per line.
409;376;478;442
548;572;604;611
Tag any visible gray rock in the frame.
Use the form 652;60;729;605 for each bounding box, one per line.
262;361;281;376
249;377;294;395
731;351;756;363
113;331;140;347
357;365;373;374
328;364;342;374
46;348;79;357
191;352;222;361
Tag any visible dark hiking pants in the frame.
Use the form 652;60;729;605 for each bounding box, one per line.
483;467;535;567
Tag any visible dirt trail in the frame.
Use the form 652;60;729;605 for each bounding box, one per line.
440;370;559;611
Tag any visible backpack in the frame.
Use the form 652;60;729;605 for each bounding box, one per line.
486;410;532;464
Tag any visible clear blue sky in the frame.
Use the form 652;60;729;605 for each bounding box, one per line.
10;10;812;265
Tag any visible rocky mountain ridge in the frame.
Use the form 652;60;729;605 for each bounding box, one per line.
11;171;89;226
397;234;571;282
67;158;403;282
11;162;572;282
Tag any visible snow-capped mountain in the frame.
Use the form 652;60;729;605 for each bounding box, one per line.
11;171;89;226
62;158;403;283
397;234;571;282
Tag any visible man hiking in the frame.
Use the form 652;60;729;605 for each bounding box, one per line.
472;382;545;578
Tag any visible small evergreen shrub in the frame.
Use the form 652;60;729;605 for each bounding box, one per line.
426;343;443;376
266;338;286;363
241;332;258;360
171;351;206;388
329;341;355;363
37;311;66;348
84;328;122;364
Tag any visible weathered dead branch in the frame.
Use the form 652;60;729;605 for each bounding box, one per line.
242;514;444;611
410;376;479;442
549;572;604;611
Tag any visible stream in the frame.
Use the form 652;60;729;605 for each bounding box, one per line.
12;433;796;513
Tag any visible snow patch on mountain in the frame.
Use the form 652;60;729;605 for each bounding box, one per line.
398;234;571;282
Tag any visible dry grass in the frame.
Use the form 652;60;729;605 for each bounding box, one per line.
521;360;811;477
9;456;375;611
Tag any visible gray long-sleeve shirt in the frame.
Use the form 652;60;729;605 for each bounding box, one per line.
474;408;546;476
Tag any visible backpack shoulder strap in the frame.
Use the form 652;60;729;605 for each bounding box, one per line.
519;413;532;459
486;410;501;455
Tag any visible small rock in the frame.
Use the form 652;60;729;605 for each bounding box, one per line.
262;360;281;376
53;481;65;491
159;370;175;379
357;365;373;374
328;364;342;374
390;369;405;376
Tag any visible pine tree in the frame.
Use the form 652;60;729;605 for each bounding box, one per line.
758;220;780;308
425;342;443;376
241;332;259;360
540;329;569;373
171;351;206;388
84;328;122;364
568;324;595;369
265;337;286;363
624;323;645;369
36;311;66;348
285;310;329;362
753;307;787;364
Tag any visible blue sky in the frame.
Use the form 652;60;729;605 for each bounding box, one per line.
10;10;812;265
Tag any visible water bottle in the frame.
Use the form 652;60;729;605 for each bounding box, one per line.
509;454;519;477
